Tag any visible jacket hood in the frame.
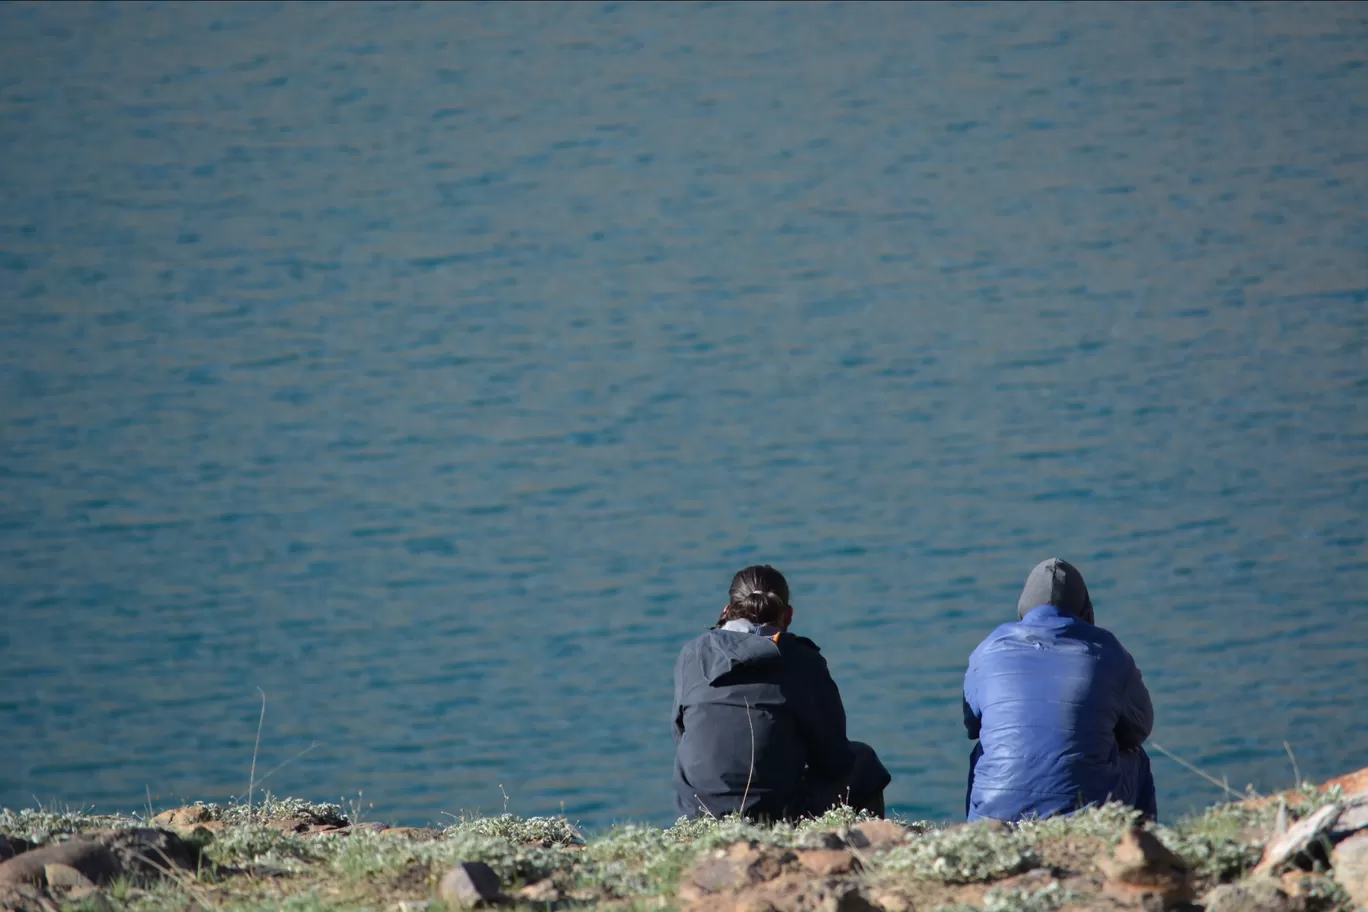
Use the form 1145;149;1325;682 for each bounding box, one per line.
695;625;784;684
1017;557;1094;624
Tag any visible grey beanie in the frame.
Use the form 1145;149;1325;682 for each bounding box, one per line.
1017;558;1094;624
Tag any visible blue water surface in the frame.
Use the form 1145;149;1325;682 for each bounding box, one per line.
1;1;1366;828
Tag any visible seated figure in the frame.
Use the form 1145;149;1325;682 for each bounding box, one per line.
672;564;891;820
963;558;1157;822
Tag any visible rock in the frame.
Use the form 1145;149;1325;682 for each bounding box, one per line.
95;828;199;878
438;861;502;908
1253;803;1342;876
1201;879;1303;912
1331;832;1368;910
515;879;562;903
149;807;213;829
1330;797;1368;843
845;820;910;852
1324;767;1368;801
0;839;29;863
0;839;120;887
1097;826;1194;909
795;849;859;877
39;865;92;890
870;891;910;912
685;842;793;894
0;829;198;889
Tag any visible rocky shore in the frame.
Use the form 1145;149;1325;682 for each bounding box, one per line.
1;767;1365;912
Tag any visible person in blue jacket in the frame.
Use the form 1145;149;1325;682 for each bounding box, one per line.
673;564;891;820
963;557;1157;822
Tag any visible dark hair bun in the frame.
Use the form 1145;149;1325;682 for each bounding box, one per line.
725;565;791;625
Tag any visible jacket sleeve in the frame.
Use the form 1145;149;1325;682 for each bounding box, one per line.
963;652;982;740
1115;651;1154;750
795;652;856;780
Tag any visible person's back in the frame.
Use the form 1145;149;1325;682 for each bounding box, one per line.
963;558;1156;822
672;565;890;820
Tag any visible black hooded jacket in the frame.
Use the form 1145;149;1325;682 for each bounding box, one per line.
671;620;855;819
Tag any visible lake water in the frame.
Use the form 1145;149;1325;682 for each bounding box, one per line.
2;1;1366;828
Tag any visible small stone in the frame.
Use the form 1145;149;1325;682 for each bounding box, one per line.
150;806;213;829
871;891;911;912
438;861;501;908
1254;803;1342;875
795;849;859;877
1201;879;1303;912
845;820;910;851
515;879;562;903
42;864;93;889
1332;832;1368;909
1097;826;1193;908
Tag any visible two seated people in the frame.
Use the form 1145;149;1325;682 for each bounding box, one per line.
672;560;1156;822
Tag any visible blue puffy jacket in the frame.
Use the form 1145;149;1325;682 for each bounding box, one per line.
963;604;1154;821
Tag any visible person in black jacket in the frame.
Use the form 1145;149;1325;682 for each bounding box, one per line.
672;565;891;820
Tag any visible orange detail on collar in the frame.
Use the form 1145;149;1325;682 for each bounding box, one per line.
772;632;782;644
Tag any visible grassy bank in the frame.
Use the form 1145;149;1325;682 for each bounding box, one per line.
0;782;1359;912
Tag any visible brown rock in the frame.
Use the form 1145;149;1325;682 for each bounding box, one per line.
1253;803;1342;876
149;807;213;829
1097;827;1193;908
438;861;502;908
795;849;859;877
686;842;793;894
96;828;199;878
1201;879;1303;912
515;879;562;903
1332;832;1368;910
39;864;92;890
1324;767;1368;801
0;839;120;887
871;891;911;912
845;820;910;852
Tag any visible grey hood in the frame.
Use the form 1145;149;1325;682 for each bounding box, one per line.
1017;557;1095;624
695;619;784;684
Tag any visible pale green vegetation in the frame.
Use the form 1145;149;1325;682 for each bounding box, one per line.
2;785;1355;912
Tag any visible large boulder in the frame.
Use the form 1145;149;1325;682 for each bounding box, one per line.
0;829;198;889
1331;832;1368;910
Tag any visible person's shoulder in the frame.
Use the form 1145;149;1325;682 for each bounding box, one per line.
676;628;716;660
1088;624;1136;661
970;619;1025;657
775;632;828;668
